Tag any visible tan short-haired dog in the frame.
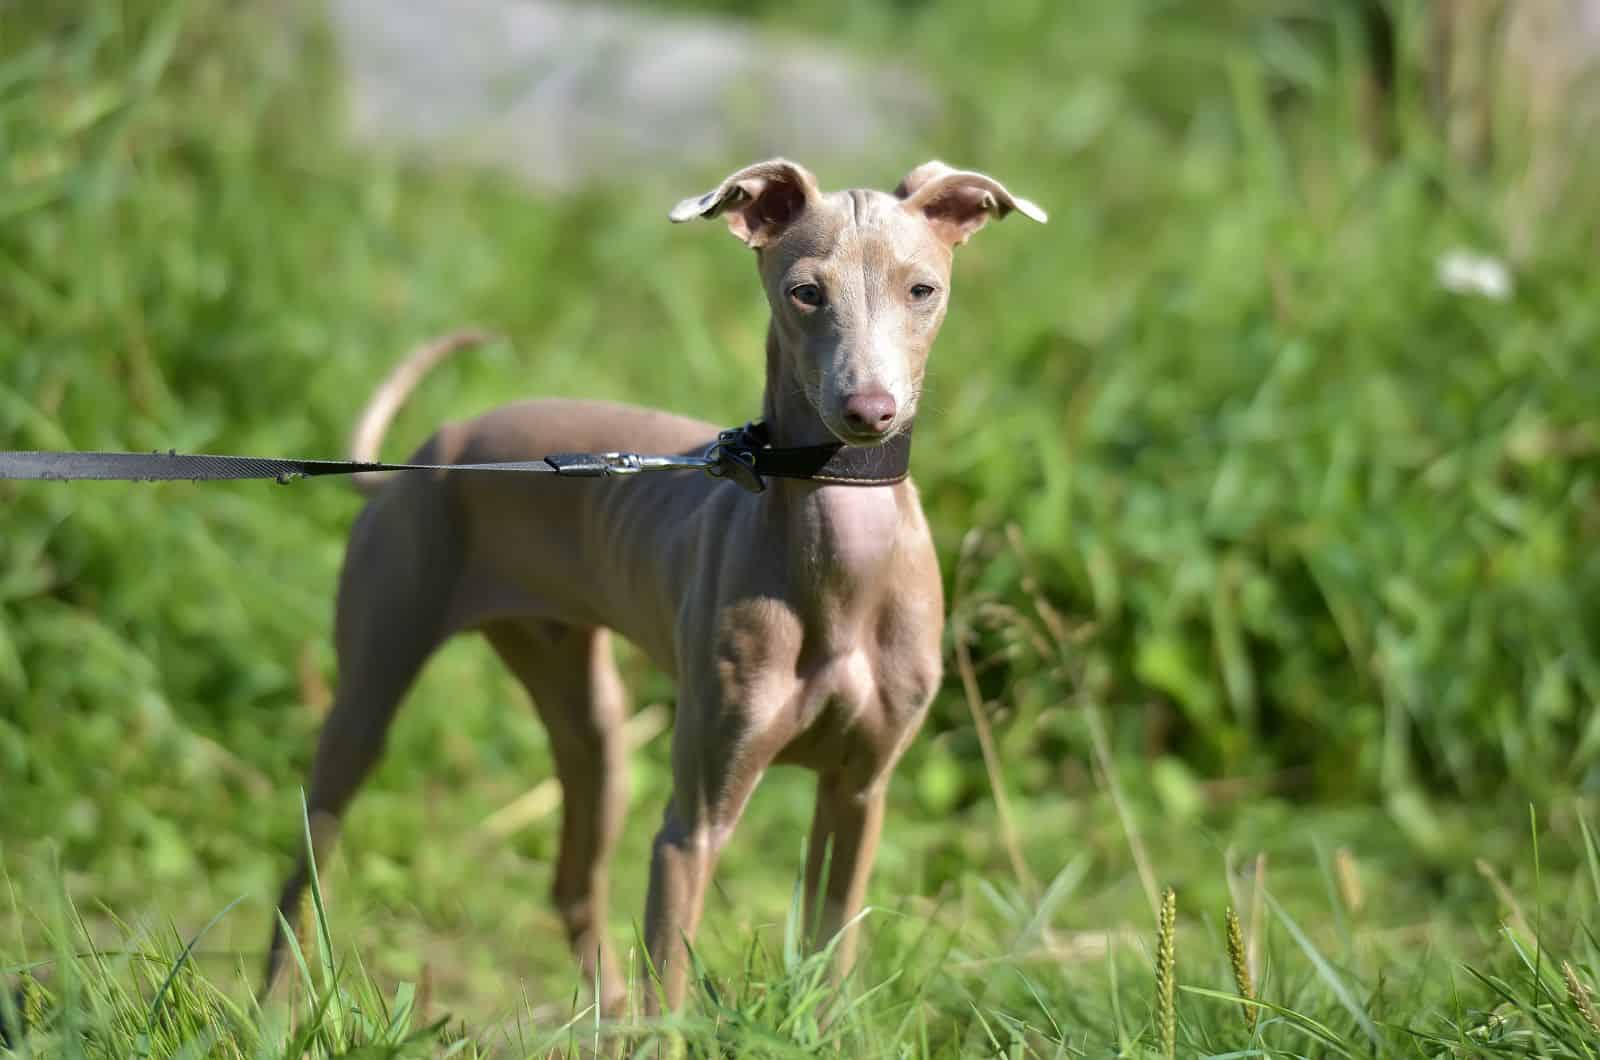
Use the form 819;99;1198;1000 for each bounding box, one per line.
267;159;1045;1012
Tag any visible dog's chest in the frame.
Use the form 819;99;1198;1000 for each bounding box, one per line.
780;509;942;768
772;627;936;774
711;482;941;772
793;486;905;597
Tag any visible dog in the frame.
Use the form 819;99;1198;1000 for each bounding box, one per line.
266;158;1045;1013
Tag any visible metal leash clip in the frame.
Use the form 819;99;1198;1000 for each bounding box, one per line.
598;451;715;475
701;425;765;494
550;429;764;491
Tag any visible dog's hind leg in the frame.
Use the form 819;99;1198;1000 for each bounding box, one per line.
263;480;464;991
484;619;630;1015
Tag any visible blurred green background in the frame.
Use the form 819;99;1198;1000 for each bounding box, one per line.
2;0;1598;1051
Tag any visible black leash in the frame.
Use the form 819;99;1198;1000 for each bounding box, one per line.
0;422;911;494
0;449;572;484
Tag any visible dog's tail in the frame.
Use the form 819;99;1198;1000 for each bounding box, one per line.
348;330;493;495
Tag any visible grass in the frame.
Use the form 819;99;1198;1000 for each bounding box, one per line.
6;805;1600;1056
2;0;1599;1054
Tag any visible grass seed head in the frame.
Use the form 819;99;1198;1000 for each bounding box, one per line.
296;887;318;978
21;973;51;1039
1225;906;1257;1033
1334;847;1363;916
1156;886;1177;1057
1564;961;1600;1035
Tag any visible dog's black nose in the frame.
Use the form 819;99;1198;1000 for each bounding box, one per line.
842;390;897;435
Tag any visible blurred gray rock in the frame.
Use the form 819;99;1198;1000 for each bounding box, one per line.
330;0;935;189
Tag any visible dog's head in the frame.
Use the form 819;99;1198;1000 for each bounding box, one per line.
671;159;1046;446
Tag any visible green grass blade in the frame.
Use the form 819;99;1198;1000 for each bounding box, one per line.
143;894;245;1034
1181;985;1360;1059
1263;891;1378;1047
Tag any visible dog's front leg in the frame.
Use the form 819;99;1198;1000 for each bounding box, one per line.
641;682;775;1014
803;674;938;984
641;804;719;1014
802;777;888;974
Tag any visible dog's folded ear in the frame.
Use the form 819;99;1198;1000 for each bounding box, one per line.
669;159;820;247
895;161;1047;247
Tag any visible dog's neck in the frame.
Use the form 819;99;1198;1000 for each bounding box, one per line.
756;323;910;619
760;323;836;449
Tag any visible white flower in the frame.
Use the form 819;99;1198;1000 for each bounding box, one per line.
1436;249;1514;301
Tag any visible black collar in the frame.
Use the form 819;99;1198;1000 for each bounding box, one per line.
708;421;912;493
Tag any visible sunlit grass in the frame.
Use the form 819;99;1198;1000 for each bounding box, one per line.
6;806;1600;1056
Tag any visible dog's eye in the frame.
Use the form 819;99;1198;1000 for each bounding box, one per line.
909;283;937;302
789;283;823;308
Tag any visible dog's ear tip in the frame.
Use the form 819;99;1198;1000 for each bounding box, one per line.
1013;196;1048;224
667;197;707;223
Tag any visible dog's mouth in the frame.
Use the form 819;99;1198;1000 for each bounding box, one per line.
824;418;906;448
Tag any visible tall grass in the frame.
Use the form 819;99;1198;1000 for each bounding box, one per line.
6;809;1600;1056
